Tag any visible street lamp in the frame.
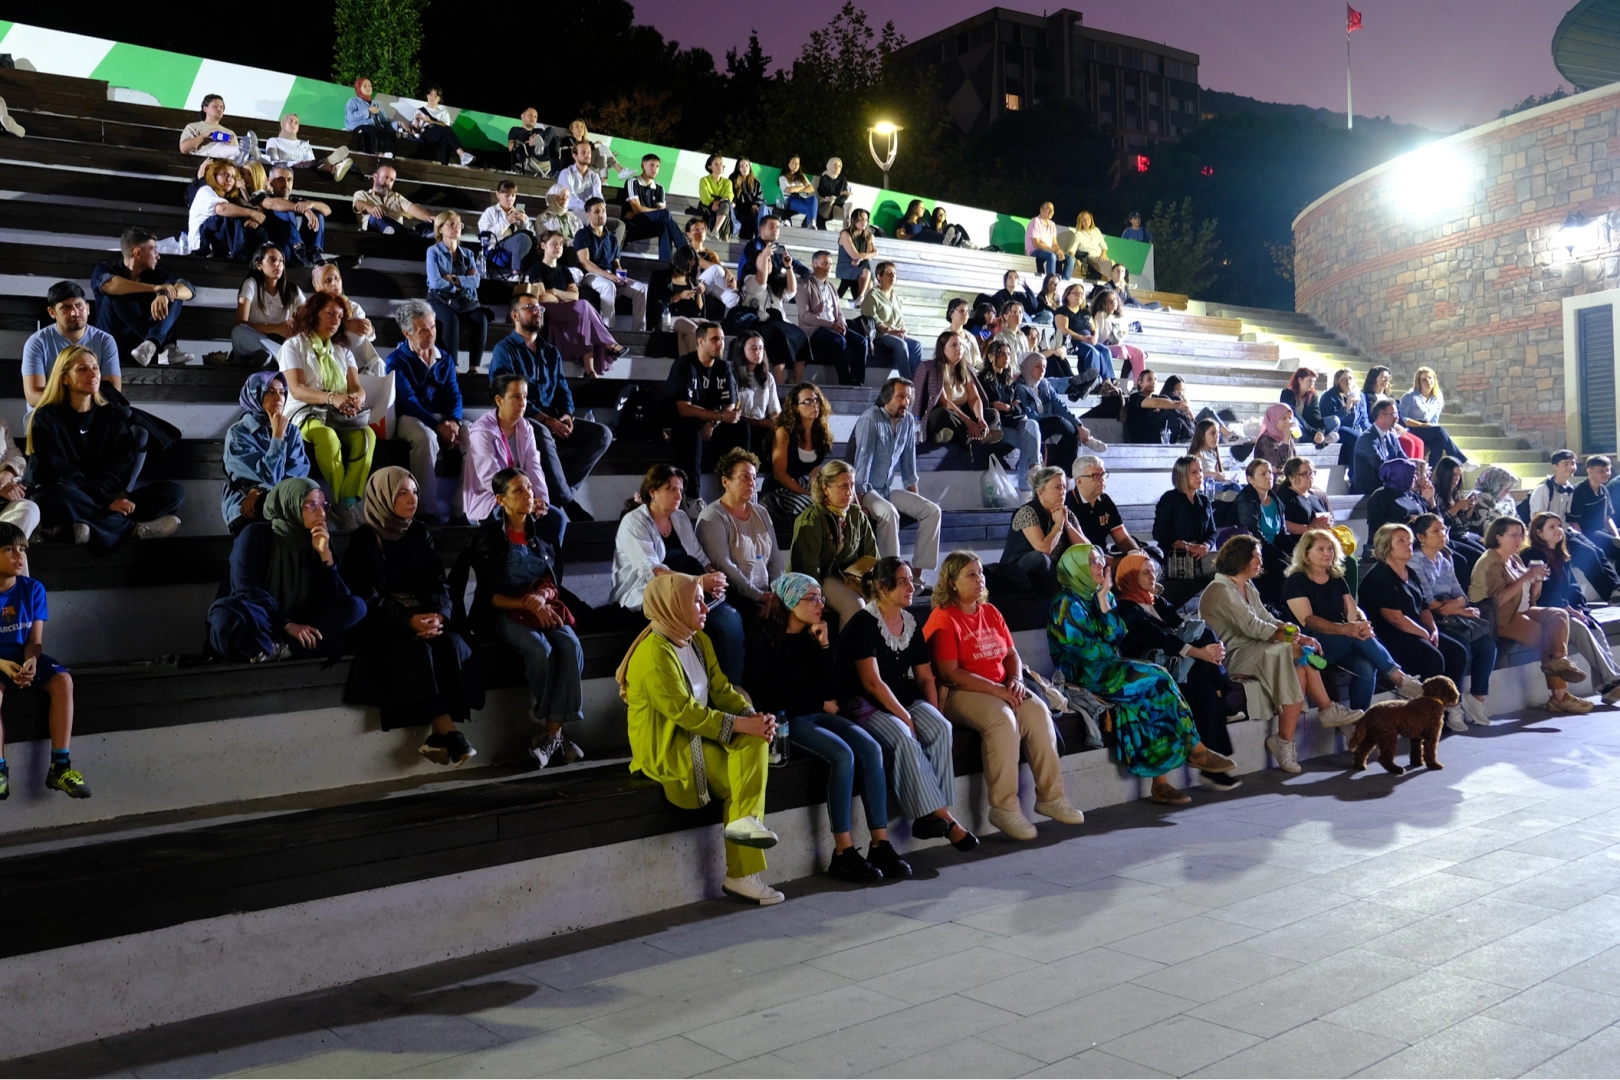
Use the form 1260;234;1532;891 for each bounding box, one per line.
868;121;901;190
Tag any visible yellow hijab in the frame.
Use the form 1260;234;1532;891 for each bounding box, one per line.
614;572;704;701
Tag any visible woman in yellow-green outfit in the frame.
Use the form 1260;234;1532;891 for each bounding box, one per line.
277;291;374;531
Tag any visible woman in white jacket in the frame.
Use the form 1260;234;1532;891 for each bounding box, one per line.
611;464;746;683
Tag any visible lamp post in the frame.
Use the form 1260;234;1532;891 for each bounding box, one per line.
868;121;900;190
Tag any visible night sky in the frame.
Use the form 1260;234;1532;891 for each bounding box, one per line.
633;0;1569;132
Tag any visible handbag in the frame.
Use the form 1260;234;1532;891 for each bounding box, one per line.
310;404;372;430
507;578;576;630
1167;549;1197;580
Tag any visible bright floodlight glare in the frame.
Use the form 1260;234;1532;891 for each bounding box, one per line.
1389;145;1473;219
871;121;898;135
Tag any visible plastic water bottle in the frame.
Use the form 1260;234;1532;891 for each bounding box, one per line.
769;713;791;767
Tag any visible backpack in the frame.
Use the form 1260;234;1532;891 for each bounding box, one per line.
613;382;664;442
1515;477;1555;525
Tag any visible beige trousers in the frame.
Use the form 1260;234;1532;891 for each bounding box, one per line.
942;689;1065;813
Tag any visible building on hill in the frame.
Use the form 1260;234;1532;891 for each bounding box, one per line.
893;7;1200;161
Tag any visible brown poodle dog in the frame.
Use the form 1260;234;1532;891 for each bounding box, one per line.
1347;676;1460;775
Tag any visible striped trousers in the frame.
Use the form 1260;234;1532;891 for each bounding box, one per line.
863;701;955;819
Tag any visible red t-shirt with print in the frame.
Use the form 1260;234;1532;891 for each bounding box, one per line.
922;603;1011;684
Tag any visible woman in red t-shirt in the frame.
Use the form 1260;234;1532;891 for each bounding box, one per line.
922;550;1086;841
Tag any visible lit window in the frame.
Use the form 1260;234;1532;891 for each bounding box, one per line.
1005;93;1022;111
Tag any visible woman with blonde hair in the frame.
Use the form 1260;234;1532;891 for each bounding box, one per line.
1066;209;1111;279
28;345;184;553
926;550;1086;837
788;458;878;626
425;210;494;372
1398;366;1467;465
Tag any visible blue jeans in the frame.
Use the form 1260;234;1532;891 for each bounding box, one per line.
96;289;187;356
1071;342;1115;380
1316;633;1397;711
491;618;584;725
624;208;685;262
1032;250;1076;278
809;327;870;386
872;333;922;380
264;209;327;264
787;712;887;835
1004;416;1042;488
782;194;819;228
703;600;746;687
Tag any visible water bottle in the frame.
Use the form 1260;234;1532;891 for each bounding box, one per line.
661;308;674;332
769;713;791;767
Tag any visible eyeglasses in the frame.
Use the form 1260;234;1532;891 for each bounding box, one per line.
797;398;820;408
1081;471;1107;480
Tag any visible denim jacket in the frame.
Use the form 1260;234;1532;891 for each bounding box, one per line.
221;414;310;526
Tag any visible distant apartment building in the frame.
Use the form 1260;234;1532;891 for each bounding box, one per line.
894;7;1200;157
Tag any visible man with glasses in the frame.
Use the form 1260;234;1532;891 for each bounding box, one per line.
852;377;942;582
1066;454;1142;557
487;294;613;521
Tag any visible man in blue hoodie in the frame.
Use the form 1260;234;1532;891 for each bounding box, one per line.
385;299;468;520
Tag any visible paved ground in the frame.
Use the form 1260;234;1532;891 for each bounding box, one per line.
14;706;1620;1079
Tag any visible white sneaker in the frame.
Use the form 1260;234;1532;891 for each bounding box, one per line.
0;96;25;139
1324;431;1340;444
71;523;90;545
1225;710;1248;723
457;150;475;167
1084;436;1109;452
1462;694;1494;726
722;816;778;849
380;151;394;159
325;145;350;166
722;873;784;906
131;340;158;366
1318;702;1364;729
1033;796;1085;825
162;346;198;366
1393;672;1424;699
1445;706;1468;733
133;515;181;541
332;158;353;183
1265;734;1302;773
988;806;1037;840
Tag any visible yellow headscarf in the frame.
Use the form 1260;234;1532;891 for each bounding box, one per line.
614;572;704;701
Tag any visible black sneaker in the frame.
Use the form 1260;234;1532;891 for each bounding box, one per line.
418;731;452;766
1198;770;1243;793
45;763;90;798
562;500;595;522
827;846;882;884
866;840;913;879
911;815;950;839
443;729;477;767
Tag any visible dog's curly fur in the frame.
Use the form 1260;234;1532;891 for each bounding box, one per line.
1346;676;1460;775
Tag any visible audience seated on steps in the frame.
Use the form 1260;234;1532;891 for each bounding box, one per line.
1124;370;1196;445
1067;454;1145;561
668;322;749;493
1030;273;1065;327
836;208;877;302
1280;367;1340;448
487;295;611;521
929;550;1086;835
683;218;741;309
620;571;783;906
1363;522;1497;732
506;108;549;176
776;156;819;228
1275;457;1351;591
528;231;626;378
24;281;120;411
92;229;195;370
265;113;351;181
344;77;397;158
230;244;305;367
1428;455;1490;560
1406;514;1499;727
278;292;374;531
400;85;474;167
1568;455;1620;600
548;119;623;180
761;382;832;523
1363;367;1426;461
1050;544;1237;806
478;180;537;283
1089;288;1145;384
1199;534;1358;775
798;250;869;387
942;299;984;371
555;143;614;231
188;160;263;260
1155;456;1219;593
612;465;745;686
0;411;39;543
862;262;924;380
178;93;260;166
730;333;782;446
1398;367;1468;466
744;571;902;885
425;211;494;374
1106;263;1162;311
351;162;435;237
207;477;365;663
697;153;734;239
343;467;484;766
622;153;686;262
1320;367;1371;466
1114;553;1245;794
1523;511;1620;708
1025;203;1072;280
1121;210;1153;244
696;448;785;626
461;373;565;537
26;345;184;554
1469;516;1593;716
0;522;88;802
850;377;943;586
915;329;999;448
310;265;385;374
537;185;583;248
1189;420;1244;503
836;558;979;850
789;458;878;628
1052;283;1116;382
1065;210;1111;279
385;299;469;512
898;199;940;243
576;198;648;333
1350;397;1404;496
730;157;765;241
1000;465;1084;595
736;242;811;385
1232;457;1291;607
253;166;331;266
815;158;851;230
978;344;1040;485
1527;451;1620;603
222;372;311;535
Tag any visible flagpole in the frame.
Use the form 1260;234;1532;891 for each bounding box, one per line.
1346;29;1353;130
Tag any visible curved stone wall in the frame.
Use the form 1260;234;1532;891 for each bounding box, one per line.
1293;81;1620;448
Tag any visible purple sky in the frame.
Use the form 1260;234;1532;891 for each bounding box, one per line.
634;0;1569;132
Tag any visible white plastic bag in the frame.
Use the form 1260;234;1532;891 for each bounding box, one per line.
983;454;1019;508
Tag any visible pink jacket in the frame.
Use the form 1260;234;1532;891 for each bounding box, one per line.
462;410;548;521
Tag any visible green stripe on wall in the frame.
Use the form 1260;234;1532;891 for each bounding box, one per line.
0;23;15;42
282;77;353;131
91;43;201;109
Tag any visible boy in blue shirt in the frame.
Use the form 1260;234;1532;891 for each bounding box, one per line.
0;522;87;799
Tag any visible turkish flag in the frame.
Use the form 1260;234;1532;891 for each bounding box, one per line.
1347;4;1363;32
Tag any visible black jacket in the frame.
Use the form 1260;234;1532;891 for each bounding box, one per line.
1153;489;1216;555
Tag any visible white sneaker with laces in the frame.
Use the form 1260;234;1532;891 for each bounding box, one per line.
1392;671;1424;699
1318;702;1364;729
722;816;778;849
131;340;158;366
723;873;785;906
1445;706;1468;732
163;346;199;366
1033;796;1085;825
1084;436;1109;452
1265;734;1301;773
988;806;1037;840
133;515;181;541
1462;694;1493;726
457;150;475;167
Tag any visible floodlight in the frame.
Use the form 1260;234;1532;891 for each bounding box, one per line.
1387;145;1474;219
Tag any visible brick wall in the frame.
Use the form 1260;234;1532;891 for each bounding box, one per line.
1293;84;1620;450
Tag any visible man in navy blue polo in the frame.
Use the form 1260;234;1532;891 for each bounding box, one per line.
574;197;648;330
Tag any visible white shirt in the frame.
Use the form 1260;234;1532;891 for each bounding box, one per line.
188;185;226;250
557;164;602;212
277;333;358;424
265;136;314;165
478;204;531;241
734;372;781;422
239;278;307;325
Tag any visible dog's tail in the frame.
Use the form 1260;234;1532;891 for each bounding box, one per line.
1346;724;1365;751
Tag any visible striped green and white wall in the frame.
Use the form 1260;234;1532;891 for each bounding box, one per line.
0;20;1153;284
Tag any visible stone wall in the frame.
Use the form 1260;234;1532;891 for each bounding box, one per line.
1293;82;1620;449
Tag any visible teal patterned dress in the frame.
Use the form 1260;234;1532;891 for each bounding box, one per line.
1049;589;1198;778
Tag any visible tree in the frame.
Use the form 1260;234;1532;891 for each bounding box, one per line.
332;0;425;96
1146;199;1220;297
1499;87;1570;119
589;89;682;144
